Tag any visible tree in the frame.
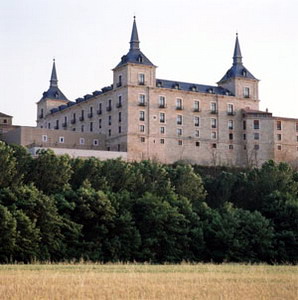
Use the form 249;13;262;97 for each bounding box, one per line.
167;163;207;207
28;149;73;194
0;142;17;188
0;204;16;262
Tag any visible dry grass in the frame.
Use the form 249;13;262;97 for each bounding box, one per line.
0;263;297;299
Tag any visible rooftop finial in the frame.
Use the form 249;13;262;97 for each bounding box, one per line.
233;33;242;65
130;16;140;50
50;59;58;88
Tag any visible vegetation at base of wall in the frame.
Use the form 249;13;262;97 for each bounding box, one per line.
0;141;297;264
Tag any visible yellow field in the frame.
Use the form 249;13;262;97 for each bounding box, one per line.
0;264;297;299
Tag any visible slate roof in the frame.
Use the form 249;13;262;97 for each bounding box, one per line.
0;112;12;118
115;17;155;68
40;60;69;102
156;79;233;96
218;34;257;83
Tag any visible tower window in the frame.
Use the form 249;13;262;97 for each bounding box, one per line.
276;120;282;130
253;120;260;130
244;87;250;98
138;73;145;85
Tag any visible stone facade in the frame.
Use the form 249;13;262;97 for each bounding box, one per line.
34;19;297;168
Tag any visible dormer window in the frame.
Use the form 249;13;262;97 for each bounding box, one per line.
242;69;247;77
157;81;162;87
54;91;59;98
173;83;179;89
138;55;143;63
208;88;214;94
191;86;197;92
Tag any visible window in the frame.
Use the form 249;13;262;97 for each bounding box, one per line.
244;87;250;98
159;96;166;108
90;122;93;132
296;136;298;142
160;112;165;123
212;132;217;139
194;101;200;112
196;141;200;147
118;75;122;87
212;143;217;148
254;133;260;140
118;112;122;122
93;139;99;146
254;144;259;150
176;98;183;110
177;115;183;125
140;137;145;142
139;94;146;106
118;126;121;133
229;133;233;140
48;123;51;129
229;145;234;150
140;111;145;121
227;104;234;115
276;120;282;130
55;120;59;130
97;103;102;115
228;120;234;130
160;139;165;144
211;118;217;129
139;125;145;132
243;120;246;130
108;116;112;126
80;138;85;145
177;128;183;136
296;122;298;132
81;125;84;132
42;135;48;142
160;126;165;134
138;73;145;85
108;129;111;136
40;109;44;118
107;99;112;111
277;134;282;141
88;106;93;118
99;119;102;129
277;145;282;151
253;120;260;130
59;137;64;143
210;102;217;113
243;134;246;140
194;117;200;127
195;130;200;137
117;95;122;108
80;110;84;121
178;140;183;146
117;144;121;152
71;113;76;124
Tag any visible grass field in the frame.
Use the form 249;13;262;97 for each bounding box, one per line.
0;263;297;299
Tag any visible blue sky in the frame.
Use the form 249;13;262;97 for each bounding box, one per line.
0;0;297;125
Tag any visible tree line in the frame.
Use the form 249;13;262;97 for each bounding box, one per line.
0;142;297;263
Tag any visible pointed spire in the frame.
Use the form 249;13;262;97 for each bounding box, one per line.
130;16;140;50
50;59;58;87
233;33;242;65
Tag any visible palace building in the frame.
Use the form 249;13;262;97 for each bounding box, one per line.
3;18;298;167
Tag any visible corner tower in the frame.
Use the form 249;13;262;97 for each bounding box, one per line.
37;60;69;127
113;17;156;89
218;34;259;101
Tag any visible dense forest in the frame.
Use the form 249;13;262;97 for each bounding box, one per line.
0;141;297;263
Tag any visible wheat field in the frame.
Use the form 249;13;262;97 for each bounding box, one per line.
0;263;297;299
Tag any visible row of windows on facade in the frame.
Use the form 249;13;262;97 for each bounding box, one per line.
243;120;298;131
138;96;235;114
138;137;264;151
41;135;100;146
116;73;251;99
